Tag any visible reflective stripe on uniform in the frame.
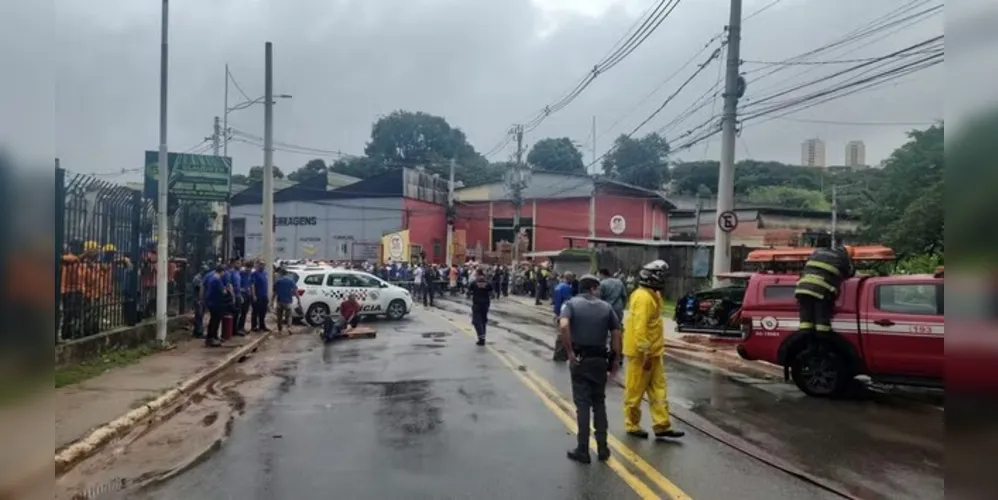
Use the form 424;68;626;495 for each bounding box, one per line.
793;288;826;300
799;274;837;293
805;259;841;276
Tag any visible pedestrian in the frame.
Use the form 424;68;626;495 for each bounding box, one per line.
413;263;425;303
468;269;493;346
249;260;270;332
559;274;621;464
203;265;227;347
622;260;684;440
238;261;252;335
551;271;575;362
225;258;246;337
598;268;628;365
795;245;854;335
270;267;301;334
423;264;438;307
191;264;208;339
500;266;510;297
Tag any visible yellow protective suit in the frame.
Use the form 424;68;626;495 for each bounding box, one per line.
622;286;672;433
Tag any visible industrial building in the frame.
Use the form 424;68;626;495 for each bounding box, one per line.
453;170;673;258
228;168;448;262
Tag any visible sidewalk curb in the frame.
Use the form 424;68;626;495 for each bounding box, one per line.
53;332;272;478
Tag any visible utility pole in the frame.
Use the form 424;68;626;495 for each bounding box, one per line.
211;116;221;156
262;42;275;297
446;157;456;267
222;64;230;159
711;0;743;287
591;115;597;172
155;0;170;345
693;194;703;247
512;125;525;263
830;184;838;247
222;64;231;261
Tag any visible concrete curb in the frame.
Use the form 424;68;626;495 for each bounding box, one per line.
54;332;272;478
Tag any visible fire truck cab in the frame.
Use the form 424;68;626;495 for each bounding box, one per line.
735;246;944;397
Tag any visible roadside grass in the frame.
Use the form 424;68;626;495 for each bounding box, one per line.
55;344;164;389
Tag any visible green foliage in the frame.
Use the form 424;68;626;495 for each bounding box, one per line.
746;185;831;210
526;137;585;174
287;158;328;186
325;109;497;186
858;125;944;258
248;165;284;181
893;253;943;275
602;133;671;189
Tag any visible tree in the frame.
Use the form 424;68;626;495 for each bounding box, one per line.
746;186;831;210
288;158;328;186
248;165;285;182
361;110;493;184
526;137;585;174
859;125;943;258
602;133;670;189
330;156;387;180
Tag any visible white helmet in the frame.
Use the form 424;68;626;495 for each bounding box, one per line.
638;259;669;288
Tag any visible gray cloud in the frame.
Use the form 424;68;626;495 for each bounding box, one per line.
44;0;942;181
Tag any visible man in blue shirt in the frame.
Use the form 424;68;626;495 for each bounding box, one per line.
271;268;301;334
203;265;228;347
552;272;576;362
249;261;270;332
237;261;252;335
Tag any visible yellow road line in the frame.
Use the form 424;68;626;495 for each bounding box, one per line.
435;312;692;500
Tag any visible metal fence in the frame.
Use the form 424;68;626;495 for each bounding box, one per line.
55;166;221;342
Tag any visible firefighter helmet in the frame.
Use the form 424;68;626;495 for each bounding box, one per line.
638;259;668;288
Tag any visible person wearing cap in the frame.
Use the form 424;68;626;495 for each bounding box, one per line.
558;274;621;464
794;244;855;335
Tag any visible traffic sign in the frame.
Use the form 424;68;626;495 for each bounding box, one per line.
717;211;739;233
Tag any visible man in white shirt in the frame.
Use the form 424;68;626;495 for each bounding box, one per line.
412;265;425;304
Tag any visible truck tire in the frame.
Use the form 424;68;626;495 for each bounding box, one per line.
790;342;851;398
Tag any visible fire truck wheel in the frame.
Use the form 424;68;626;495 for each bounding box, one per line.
306;303;331;327
790;343;850;398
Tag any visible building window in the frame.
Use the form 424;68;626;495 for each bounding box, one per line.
433;239;442;261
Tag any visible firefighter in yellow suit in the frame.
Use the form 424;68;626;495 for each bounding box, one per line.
622;259;685;439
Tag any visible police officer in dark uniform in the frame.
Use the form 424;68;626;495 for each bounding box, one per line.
558;274;622;464
794;245;855;334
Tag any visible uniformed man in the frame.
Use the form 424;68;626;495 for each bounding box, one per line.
794;245;855;334
559;274;622;464
623;260;684;440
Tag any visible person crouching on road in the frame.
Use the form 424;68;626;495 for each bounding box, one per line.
623;260;684;440
559;274;621;464
468;269;493;346
794;245;855;335
340;293;361;332
271;268;300;334
551;271;575;362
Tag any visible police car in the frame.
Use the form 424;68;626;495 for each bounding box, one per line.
296;268;413;325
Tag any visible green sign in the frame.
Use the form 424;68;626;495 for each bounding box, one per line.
143;151;232;203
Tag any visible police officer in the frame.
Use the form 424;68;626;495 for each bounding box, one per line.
559;274;622;464
794;245;855;334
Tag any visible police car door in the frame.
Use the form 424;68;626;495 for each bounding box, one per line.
321;272;351;314
347;273;388;315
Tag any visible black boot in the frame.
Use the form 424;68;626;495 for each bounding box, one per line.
597;444;611;462
566;448;591;464
627;429;649;439
655;429;685;439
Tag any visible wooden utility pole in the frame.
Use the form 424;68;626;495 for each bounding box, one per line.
512;125;525;263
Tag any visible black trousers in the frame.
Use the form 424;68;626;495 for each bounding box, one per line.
553;317;568;361
570;355;609;451
251;297;268;330
207;305;226;341
797;295;834;333
423;283;435;306
471;303;489;339
237;295;251;332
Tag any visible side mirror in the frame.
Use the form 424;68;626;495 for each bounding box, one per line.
380;282;389;288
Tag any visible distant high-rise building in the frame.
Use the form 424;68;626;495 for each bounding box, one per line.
800;138;826;167
845;140;866;167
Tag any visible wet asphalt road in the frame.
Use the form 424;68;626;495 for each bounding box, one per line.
435;296;945;500
139;298;941;500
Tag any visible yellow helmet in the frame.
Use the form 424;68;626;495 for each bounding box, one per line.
83;240;100;253
103;243;117;253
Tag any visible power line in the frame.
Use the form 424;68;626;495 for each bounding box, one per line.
743;0;787;22
770;117;937;126
226;67;253;103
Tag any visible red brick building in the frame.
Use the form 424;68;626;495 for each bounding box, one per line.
453;171;673;257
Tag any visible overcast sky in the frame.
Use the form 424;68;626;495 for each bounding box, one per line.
31;0;944;180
